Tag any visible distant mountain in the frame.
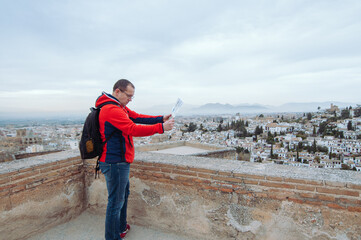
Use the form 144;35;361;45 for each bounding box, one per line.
135;101;360;116
188;103;268;115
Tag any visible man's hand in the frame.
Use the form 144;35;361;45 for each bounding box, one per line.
163;118;175;131
163;114;172;122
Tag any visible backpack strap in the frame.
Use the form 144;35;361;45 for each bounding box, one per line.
95;129;118;179
94;101;121;179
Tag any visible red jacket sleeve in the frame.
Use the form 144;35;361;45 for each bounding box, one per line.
105;105;164;137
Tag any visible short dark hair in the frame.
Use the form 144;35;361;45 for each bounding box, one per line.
113;79;135;92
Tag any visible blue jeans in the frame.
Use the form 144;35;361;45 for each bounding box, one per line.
99;161;130;240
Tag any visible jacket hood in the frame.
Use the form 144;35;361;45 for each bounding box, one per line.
95;92;121;108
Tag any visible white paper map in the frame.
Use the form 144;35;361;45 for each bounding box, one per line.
171;98;183;118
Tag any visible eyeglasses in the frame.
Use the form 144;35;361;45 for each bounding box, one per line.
119;89;134;100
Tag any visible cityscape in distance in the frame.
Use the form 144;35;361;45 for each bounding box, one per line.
1;102;360;172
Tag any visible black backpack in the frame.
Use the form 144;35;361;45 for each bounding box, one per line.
79;101;119;178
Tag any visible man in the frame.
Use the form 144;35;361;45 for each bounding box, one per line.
96;79;174;240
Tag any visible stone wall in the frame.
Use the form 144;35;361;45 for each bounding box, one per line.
1;149;361;240
0;150;84;240
86;152;361;240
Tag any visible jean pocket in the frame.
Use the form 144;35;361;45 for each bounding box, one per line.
99;162;110;175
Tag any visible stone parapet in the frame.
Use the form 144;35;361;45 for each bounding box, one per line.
85;152;361;239
0;150;84;240
1;149;361;240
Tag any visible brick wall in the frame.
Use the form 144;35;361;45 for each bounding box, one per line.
0;151;84;240
85;152;361;239
1;149;360;240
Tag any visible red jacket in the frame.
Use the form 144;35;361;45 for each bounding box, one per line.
95;92;164;163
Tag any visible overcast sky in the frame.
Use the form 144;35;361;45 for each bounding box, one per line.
1;0;361;118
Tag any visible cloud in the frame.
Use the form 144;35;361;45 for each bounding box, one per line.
0;0;361;116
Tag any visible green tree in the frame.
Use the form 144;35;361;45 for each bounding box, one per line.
312;139;317;153
341;109;350;119
347;121;353;131
187;122;197;132
217;123;223;132
255;126;263;135
307;112;312;120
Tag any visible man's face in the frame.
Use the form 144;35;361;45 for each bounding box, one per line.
114;85;135;106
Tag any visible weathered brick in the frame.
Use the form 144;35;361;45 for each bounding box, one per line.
137;166;161;172
189;167;217;174
316;187;359;197
200;184;218;191
160;168;172;173
265;176;284;182
259;181;295;189
39;166;54;174
233;173;265;180
288;197;304;204
316;194;335;202
181;182;195;187
347;206;361;212
11;170;40;182
33;162;56;171
284;178;308;184
337;197;361;206
0;183;17;192
156;163;173;169
157;178;172;184
0;189;10;198
192;178;211;185
212;176;244;184
152;173;164;178
174;176;195;182
327;203;346;210
172;169;197;176
235;189;248;194
253;192;268;198
305;200;323;206
324;181;346;188
218;171;232;177
299;192;316;199
243;179;259;185
219;187;233;193
18;167;34;174
198;173;213;179
295;185;316;192
0;175;10;185
347;183;361;190
175;165;189;171
0;171;15;179
10;185;26;194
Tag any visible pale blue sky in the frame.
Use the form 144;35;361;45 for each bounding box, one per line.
1;0;361;118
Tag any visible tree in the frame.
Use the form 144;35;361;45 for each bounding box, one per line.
187;122;197;132
341;164;351;170
266;132;274;144
347;121;353;131
341;109;350;119
296;146;300;162
313;126;316;136
255;126;263;135
307;112;312;120
259;114;264;118
217;123;223;132
312;139;317;153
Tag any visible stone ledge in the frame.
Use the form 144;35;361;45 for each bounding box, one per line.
134;151;361;185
